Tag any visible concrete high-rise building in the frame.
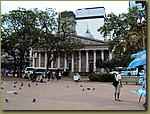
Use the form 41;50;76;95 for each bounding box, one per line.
129;1;146;10
75;7;106;40
58;11;76;35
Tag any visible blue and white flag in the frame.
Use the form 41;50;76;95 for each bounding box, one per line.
131;50;146;58
143;65;146;70
136;87;146;97
127;50;146;69
138;78;144;84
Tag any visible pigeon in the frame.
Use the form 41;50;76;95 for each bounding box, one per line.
5;99;9;103
28;84;31;87
1;87;4;89
93;88;95;90
32;98;36;102
14;81;17;84
87;88;90;90
67;86;69;88
14;91;18;95
21;83;23;87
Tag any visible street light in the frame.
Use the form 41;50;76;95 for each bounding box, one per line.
137;17;146;50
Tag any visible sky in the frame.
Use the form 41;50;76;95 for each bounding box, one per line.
1;1;129;15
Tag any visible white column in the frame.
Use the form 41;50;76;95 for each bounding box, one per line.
57;56;60;68
45;52;47;68
101;50;104;61
86;50;89;72
71;54;74;72
64;53;67;69
101;50;104;73
38;52;41;67
93;50;96;72
78;51;81;72
109;51;112;60
51;53;54;68
32;52;35;67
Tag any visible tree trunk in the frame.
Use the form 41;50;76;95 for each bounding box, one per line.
13;55;17;77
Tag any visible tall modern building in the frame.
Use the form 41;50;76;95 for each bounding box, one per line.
129;1;146;10
75;7;106;40
58;11;76;35
31;9;112;74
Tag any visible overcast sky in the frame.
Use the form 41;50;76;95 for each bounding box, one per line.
1;1;129;15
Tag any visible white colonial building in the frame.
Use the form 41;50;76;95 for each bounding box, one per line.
31;7;112;74
32;34;112;74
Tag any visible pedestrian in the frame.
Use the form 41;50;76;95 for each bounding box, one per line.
58;71;62;80
142;70;146;109
56;71;59;81
40;70;45;83
114;69;122;101
31;70;36;82
47;71;52;81
52;71;55;81
5;69;9;76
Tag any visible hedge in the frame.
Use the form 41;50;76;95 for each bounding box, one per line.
89;73;115;82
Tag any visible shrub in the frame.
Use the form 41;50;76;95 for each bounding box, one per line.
89;73;114;82
88;73;98;81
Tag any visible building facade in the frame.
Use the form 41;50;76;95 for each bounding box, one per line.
32;35;112;74
31;7;112;74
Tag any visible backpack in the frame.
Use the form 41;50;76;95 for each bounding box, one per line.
113;77;119;87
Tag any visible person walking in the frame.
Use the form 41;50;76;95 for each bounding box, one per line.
40;70;45;83
31;70;36;82
114;69;122;101
142;70;146;109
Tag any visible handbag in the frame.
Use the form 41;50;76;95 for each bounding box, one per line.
113;78;119;87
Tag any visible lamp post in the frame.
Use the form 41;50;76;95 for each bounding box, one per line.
34;52;37;67
137;17;146;50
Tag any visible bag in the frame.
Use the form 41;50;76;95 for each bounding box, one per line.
113;78;119;87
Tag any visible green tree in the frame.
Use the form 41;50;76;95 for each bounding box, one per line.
1;8;84;77
34;10;83;70
98;6;146;66
1;8;40;77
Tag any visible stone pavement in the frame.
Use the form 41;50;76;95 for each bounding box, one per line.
1;76;146;110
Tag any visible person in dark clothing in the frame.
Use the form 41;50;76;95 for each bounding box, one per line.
47;71;52;81
56;71;59;81
31;70;36;82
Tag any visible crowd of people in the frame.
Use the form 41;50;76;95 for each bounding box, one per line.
31;70;62;83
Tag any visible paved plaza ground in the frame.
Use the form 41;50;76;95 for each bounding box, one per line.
1;76;146;110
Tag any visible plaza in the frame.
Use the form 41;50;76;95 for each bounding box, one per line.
1;76;145;110
1;1;147;111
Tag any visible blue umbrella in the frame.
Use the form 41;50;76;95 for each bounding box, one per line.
127;50;146;70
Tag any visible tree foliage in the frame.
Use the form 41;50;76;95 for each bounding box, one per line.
1;8;40;76
98;6;146;66
1;8;83;76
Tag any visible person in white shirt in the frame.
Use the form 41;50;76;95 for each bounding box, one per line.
114;70;122;101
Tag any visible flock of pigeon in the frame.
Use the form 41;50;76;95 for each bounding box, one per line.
1;81;37;103
67;82;96;91
1;81;96;104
